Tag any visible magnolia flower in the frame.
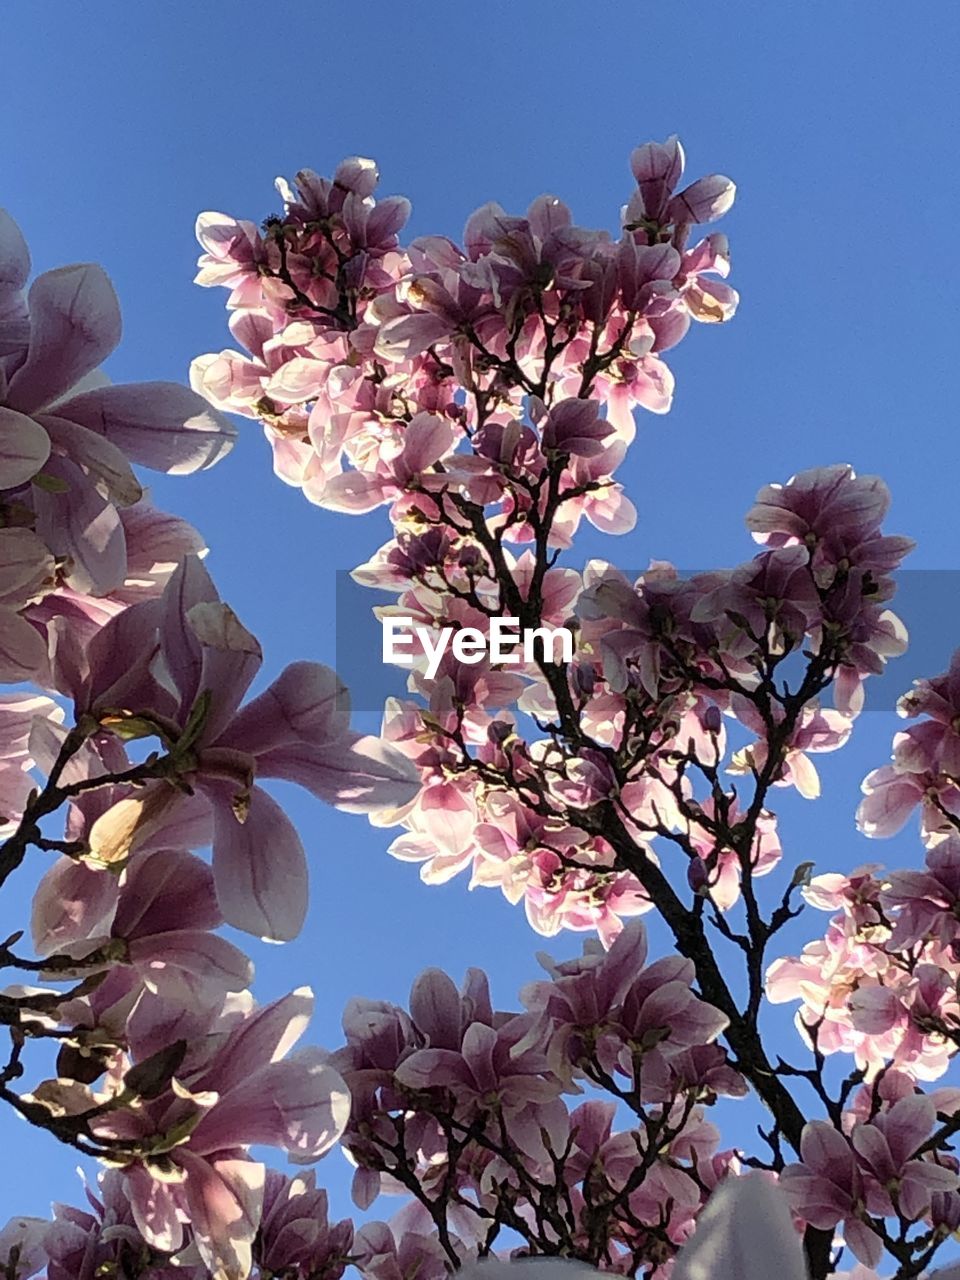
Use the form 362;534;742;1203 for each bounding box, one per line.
81;556;420;940
0;210;236;596
31;846;253;1011
626;135;736;229
97;988;350;1279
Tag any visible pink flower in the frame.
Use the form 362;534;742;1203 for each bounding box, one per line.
781;1122;882;1266
851;1096;958;1220
256;1171;353;1278
352;1222;451;1280
519;921;730;1097
730;696;852;799
685;797;782;911
746;465;914;592
625;137;736;229
32;846;252;1013
0;212;235;597
79;556;419;940
45;1169;206;1280
101;988;350;1278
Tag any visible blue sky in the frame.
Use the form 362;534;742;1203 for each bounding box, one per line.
2;0;959;1227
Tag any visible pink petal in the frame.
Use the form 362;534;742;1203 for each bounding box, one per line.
373;313;450;362
857;767;923;837
196;988;314;1095
629;137;685;221
157;555;220;712
8;264;121;412
848;985;902;1034
883;1094;936;1167
191;1047;349;1160
394;1048;473;1090
0;607;47;682
31;856;118;955
129;930;253;1004
257;732;420;813
0;405;50;488
0;209;30;291
800;1120;856;1182
188;600;262;742
114;847;220;937
667;175;737;225
843;1217;884;1268
208;782;309;941
33;456;126;596
0;527;53;608
39;413;142;506
218;661;350;756
409;968;463;1049
178;1153;264;1280
124;1164;183;1254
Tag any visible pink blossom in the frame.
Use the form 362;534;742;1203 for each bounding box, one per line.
78;556;419;940
100;988;350;1277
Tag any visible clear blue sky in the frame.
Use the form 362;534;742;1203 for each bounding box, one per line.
2;0;959;1226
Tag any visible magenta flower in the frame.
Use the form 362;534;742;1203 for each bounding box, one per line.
32;846;252;1012
730;696;852;800
781;1122;881;1266
625;136;736;228
685;797;783;912
352;1222;451;1280
79;556;419;940
97;988;350;1277
519;921;730;1097
851;1095;959;1220
746;464;914;592
393;1008;563;1153
539;398;615;458
257;1171;353;1279
44;1169;205;1280
0;211;236;595
883;838;960;949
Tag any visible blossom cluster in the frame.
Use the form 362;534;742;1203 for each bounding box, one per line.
351;461;909;944
5;135;960;1280
20;922;748;1280
0;209;419;1274
766;645;960;1085
190;139;736;520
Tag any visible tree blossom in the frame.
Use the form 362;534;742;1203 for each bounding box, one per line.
70;555;419;939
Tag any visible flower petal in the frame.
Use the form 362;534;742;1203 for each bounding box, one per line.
8;264;121;412
208;782;308;942
673;1176;805;1280
54;382;236;474
191;1047;349;1161
258;733;420;814
0;406;50;488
